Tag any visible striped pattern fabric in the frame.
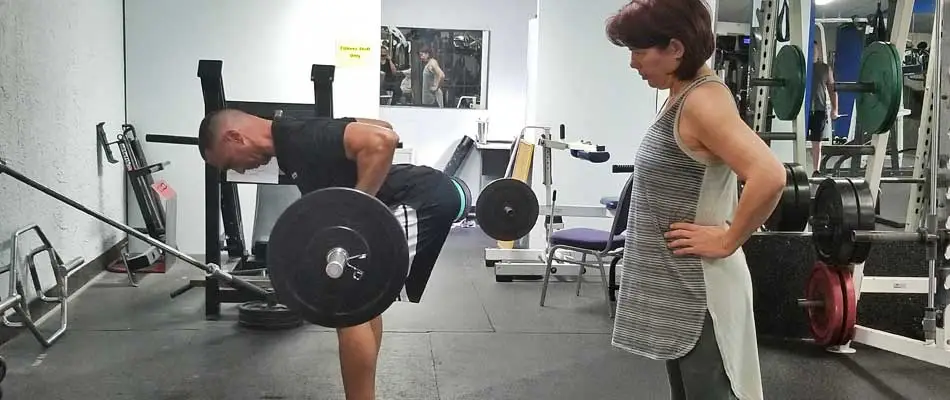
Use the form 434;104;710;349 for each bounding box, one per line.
611;76;719;360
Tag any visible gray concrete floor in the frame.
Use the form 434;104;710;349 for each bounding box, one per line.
0;227;948;399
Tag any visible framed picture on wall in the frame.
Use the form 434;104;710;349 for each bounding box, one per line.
380;26;489;110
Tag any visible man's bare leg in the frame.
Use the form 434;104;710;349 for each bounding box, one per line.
370;315;383;355
811;140;822;174
338;319;381;400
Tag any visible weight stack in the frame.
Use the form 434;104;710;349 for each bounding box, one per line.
443;136;475;177
744;236;930;342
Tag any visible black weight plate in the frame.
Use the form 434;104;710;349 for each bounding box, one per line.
811;178;862;266
238;301;303;330
0;355;5;382
857;42;903;135
763;164;798;231
267;188;410;329
790;164;812;231
449;176;472;223
475;178;539;241
847;178;876;264
771;45;807;120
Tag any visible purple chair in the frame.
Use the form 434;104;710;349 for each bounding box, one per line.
539;175;632;318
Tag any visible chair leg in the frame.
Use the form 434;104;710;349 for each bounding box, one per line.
595;255;614;318
576;253;587;296
540;247;558;307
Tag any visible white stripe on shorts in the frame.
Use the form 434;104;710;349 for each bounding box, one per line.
391;204;418;301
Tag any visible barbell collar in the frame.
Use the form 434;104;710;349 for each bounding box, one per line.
750;78;785;87
835;82;875;93
326;248;348;279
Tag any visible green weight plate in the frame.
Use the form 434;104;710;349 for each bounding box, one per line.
857;42;902;135
770;45;807;120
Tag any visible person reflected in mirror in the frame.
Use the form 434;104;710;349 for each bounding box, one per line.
809;40;839;176
380;47;403;105
419;46;445;108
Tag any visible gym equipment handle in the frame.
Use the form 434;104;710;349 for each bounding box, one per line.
0;163;273;301
834;82;875;93
759;132;796;141
571;150;610;163
146;134;198;145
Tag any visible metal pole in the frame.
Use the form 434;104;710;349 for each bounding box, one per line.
0;163;271;299
926;0;946;344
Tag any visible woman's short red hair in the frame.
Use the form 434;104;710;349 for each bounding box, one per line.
606;0;715;80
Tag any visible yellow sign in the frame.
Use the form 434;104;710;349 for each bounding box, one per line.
336;42;373;67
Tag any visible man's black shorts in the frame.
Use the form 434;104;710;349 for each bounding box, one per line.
390;174;460;303
807;110;828;142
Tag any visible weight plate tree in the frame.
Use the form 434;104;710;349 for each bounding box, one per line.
750;45;807;120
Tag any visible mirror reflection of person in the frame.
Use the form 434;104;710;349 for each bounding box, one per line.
380;47;403;105
418;46;445;108
809;41;838;176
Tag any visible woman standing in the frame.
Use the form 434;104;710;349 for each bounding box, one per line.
419;46;445;108
606;1;786;399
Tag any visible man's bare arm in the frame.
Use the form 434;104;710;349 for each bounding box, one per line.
825;67;838;115
342;122;399;196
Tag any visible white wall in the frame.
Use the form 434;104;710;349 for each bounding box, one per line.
125;0;382;255
0;0;126;290
379;0;537;174
525;0;660;244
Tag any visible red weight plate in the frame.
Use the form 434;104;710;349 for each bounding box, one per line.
836;268;858;345
805;262;845;346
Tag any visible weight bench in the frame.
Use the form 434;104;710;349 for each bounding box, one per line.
540;175;633;318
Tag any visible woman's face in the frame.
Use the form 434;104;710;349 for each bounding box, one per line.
418;51;430;62
628;40;683;89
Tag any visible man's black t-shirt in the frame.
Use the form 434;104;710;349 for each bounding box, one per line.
271;116;446;207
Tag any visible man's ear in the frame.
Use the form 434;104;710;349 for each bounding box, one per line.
223;129;244;145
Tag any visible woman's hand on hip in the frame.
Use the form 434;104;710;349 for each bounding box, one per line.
664;222;737;259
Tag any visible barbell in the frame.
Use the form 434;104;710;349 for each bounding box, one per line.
749;41;902;135
0;159;410;329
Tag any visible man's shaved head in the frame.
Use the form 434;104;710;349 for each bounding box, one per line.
196;108;274;173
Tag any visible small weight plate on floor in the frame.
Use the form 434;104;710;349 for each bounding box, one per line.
811;178;862;266
857;41;903;135
805;262;845;346
835;268;858;345
449;176;472;223
0;355;6;382
770;45;807;120
848;178;876;264
475;178;539;241
237;300;303;330
267;187;410;329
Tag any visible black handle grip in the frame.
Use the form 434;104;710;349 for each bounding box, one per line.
559;124;565;140
146;134;199;145
571;150;611;163
612;164;635;173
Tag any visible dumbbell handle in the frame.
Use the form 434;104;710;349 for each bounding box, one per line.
834;82;875;92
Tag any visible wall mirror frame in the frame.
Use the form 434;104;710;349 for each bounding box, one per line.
380;26;490;110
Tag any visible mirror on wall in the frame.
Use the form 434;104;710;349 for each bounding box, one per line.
380;26;489;109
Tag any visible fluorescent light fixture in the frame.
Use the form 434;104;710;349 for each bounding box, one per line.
815;0;836;5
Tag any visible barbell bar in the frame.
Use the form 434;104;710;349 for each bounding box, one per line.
0;161;271;301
